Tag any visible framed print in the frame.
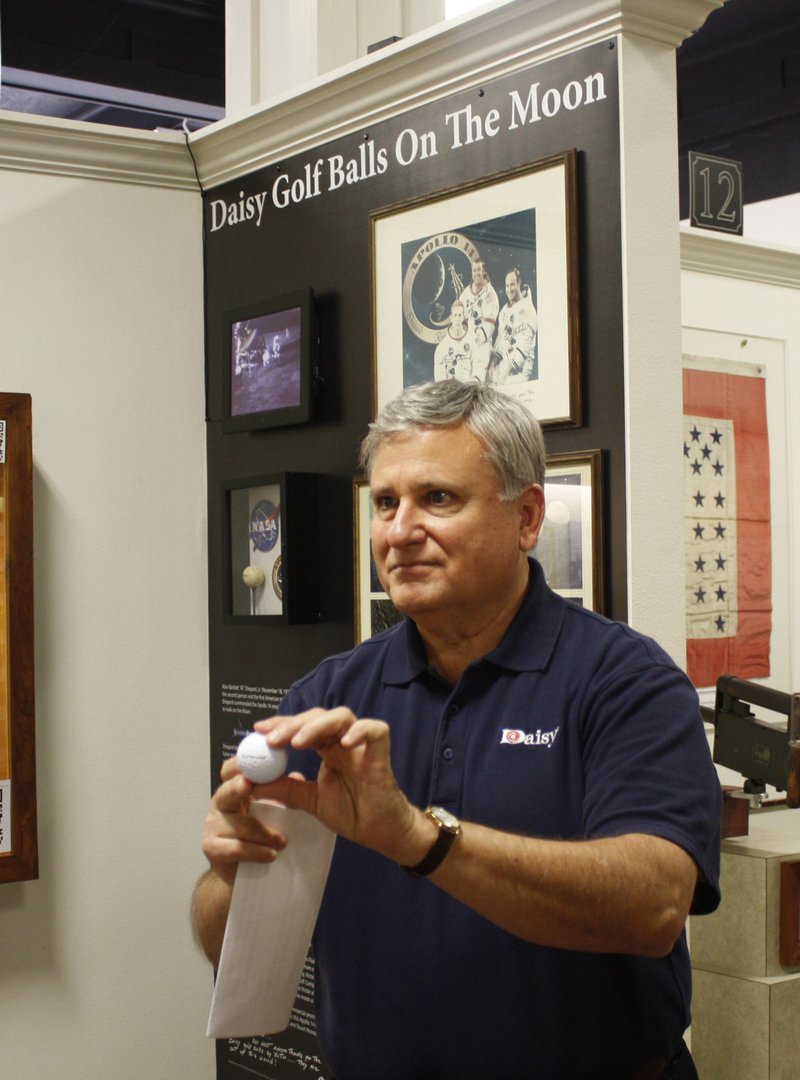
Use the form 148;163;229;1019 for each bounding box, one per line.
353;477;402;643
222;289;316;434
0;393;37;884
223;472;320;624
534;449;605;613
370;150;580;428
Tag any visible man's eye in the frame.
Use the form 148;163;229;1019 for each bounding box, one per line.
374;497;396;513
428;491;452;506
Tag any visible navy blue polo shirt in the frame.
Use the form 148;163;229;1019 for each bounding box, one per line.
279;560;721;1080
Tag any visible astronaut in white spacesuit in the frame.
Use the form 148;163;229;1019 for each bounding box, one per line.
457;259;499;380
488;268;538;384
434;300;476;382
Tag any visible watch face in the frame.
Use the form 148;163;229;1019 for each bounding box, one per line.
430;806;460;832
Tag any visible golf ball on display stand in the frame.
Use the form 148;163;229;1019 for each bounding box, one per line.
236;732;288;784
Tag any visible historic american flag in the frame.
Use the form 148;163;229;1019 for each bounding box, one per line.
683;362;772;688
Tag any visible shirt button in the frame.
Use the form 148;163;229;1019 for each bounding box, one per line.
442;747;454;761
448;703;460;715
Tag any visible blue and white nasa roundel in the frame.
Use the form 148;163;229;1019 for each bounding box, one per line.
249;499;280;552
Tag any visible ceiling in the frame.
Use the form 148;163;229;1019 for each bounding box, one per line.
0;0;797;207
0;0;225;130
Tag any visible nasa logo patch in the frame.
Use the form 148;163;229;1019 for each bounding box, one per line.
249;499;280;552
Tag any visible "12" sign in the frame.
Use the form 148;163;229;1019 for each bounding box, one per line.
689;151;743;235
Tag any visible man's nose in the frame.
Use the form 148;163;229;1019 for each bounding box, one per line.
387;499;424;544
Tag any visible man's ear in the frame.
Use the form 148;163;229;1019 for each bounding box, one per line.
519;484;545;552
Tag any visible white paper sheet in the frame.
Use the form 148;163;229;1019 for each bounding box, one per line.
207;800;336;1038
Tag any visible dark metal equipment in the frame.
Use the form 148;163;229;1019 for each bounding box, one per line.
702;675;800;812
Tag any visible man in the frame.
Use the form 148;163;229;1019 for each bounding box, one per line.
457;258;499;379
488;266;538;384
433;300;476;382
193;381;721;1080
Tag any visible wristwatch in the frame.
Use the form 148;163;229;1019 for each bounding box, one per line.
401;806;461;877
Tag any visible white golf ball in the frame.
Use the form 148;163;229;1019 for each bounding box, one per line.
236;732;288;784
242;565;266;589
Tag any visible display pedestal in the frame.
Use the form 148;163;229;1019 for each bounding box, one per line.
690;808;800;1078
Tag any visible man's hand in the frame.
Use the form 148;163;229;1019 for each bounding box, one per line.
201;770;287;886
254;707;426;865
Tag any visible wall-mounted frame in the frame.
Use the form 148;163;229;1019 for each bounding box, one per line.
222;289;316;434
534;449;605;613
370;150;580;428
0;392;37;884
223;472;320;624
353;476;402;644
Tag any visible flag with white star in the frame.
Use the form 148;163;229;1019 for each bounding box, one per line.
683;362;772;688
684;415;737;639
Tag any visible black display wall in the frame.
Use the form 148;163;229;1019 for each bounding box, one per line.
203;39;623;1080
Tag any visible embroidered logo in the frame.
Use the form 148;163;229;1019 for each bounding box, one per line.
500;727;560;749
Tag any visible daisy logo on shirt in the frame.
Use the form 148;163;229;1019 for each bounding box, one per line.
500;726;560;748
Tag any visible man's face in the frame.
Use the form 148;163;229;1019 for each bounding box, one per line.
369;425;542;626
505;273;521;304
471;261;486;289
450;303;466;334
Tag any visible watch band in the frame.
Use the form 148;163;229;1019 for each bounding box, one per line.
401;806;461;877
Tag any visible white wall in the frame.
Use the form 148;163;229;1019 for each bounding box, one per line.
0;157;214;1078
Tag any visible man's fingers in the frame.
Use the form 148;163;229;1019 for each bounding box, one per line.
262;708;388;755
202;805;287;866
212;772;252;810
258;706;357;749
251;774;317;815
339;718;389;748
204;834;282;867
220;755;243;782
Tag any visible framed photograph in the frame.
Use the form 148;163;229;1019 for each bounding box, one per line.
534;449;605;613
0;393;37;884
370;150;580;428
353;477;402;643
223;472;320;624
222;289;316;434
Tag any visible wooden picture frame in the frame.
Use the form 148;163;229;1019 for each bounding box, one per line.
534;449;605;613
0;392;37;884
370;150;580;428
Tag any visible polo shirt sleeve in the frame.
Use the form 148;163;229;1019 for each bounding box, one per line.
579;651;722;916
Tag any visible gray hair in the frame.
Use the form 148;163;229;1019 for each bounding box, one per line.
359;381;546;498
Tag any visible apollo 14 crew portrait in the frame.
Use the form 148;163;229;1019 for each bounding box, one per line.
406;247;538;390
398;205;540;393
436;260;538;387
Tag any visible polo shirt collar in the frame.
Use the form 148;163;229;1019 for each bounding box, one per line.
380;558;565;685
